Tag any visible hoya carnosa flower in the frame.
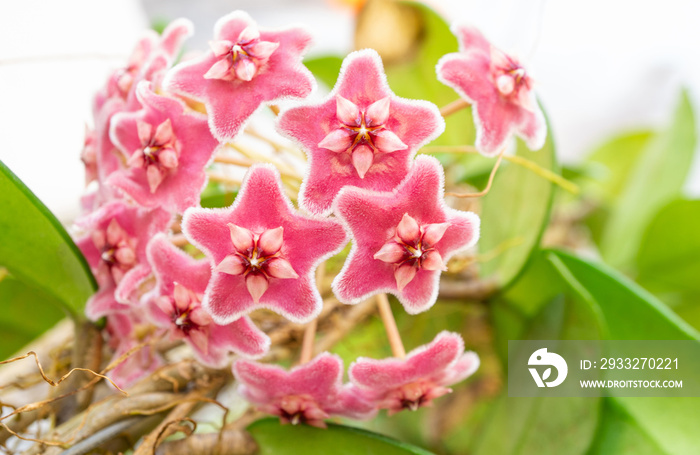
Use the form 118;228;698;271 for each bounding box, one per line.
182;165;347;324
436;24;546;156
164;11;315;141
349;331;479;415
108;82;220;213
278;49;444;216
234;353;376;428
105;310;164;389
75;201;171;319
332;155;479;314
145;234;270;365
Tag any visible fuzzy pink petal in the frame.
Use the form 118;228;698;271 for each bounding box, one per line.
279;49;444;216
115;264;152;304
206;316;270;361
250;41;279;60
183;165;347;324
332;156;479;313
164;12;315;141
159;18;194;59
350;332;465;392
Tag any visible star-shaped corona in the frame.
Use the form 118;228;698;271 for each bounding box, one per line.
278;49;444;216
332;155;479;314
182;164;348;324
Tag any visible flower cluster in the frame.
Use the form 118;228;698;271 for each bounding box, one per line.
73;9;542;426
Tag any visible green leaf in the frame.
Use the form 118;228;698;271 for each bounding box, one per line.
600;90;696;270
0;160;96;317
304;55;343;89
247;418;434;455
0;274;66;359
635;199;700;325
545;250;700;455
586;399;668;455
200;191;237;208
548;249;699;340
475;296;602;455
585;130;654;202
478;129;556;289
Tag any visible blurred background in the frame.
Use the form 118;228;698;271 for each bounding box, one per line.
1;0;699;219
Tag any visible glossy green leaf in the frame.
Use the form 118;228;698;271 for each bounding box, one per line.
600;90;696;270
200;191;237;209
635;199;700;323
548;249;699;340
247;418;434;455
0;274;65;359
586;399;667;455
545;250;700;455
0;160;96;317
475;295;602;455
478;129;556;289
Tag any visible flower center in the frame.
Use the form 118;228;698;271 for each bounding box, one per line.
276;395;329;428
373;214;449;291
381;381;451;414
129;120;179;192
204;28;279;82
92;219;137;285
215;224;299;303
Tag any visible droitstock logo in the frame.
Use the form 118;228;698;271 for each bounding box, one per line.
528;348;568;388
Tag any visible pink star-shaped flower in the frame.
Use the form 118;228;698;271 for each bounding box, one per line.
332;155;479;314
182;164;347;324
234;353;376;428
349;331;479;415
278;49;445;216
108;82;220;213
145;234;270;366
105;309;165;389
436;24;546;156
164;11;315;141
75;201;172;319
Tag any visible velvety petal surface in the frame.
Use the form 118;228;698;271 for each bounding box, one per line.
108;82;220;213
436;23;546;156
164;11;315;141
182;164;348;324
332;155;479;314
278;49;445;216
